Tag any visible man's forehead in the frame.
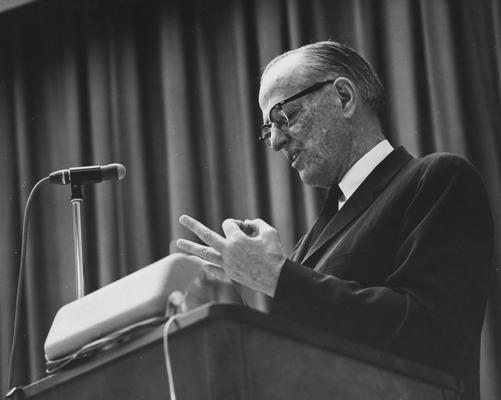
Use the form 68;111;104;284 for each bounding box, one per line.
258;53;308;110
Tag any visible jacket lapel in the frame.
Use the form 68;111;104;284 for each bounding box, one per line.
290;234;308;262
301;147;413;264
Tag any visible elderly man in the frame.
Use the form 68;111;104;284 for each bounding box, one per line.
177;41;493;399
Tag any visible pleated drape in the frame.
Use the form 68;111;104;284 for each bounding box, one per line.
0;0;499;398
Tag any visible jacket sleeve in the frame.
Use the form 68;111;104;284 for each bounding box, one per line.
271;155;493;370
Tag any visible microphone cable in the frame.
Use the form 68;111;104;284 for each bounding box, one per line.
162;315;182;400
5;177;50;399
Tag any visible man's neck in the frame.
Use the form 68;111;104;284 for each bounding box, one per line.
338;139;394;208
343;116;385;179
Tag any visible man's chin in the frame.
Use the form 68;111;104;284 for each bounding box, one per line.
299;170;320;187
298;170;331;188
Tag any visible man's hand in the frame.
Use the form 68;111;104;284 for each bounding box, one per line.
176;215;286;297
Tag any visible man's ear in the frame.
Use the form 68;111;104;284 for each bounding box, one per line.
333;77;357;119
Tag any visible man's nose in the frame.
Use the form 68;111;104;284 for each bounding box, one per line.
270;126;289;151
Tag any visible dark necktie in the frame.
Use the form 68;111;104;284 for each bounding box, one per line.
307;184;342;249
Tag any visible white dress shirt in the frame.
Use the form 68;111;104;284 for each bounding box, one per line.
338;140;394;209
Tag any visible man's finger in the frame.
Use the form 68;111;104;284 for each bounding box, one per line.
188;255;225;272
202;264;226;280
179;215;226;250
230;219;257;236
176;239;223;265
241;218;269;236
187;256;227;280
245;218;271;230
221;218;247;237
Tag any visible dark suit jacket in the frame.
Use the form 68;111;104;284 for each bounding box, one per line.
271;147;493;400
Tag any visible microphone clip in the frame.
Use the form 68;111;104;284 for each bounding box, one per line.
71;183;84;201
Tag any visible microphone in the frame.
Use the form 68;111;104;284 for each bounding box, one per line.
49;163;126;185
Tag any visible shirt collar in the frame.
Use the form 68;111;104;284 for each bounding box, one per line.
338;140;394;207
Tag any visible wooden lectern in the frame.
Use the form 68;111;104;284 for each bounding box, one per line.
22;304;462;399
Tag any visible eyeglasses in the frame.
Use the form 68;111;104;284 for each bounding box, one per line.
259;80;334;146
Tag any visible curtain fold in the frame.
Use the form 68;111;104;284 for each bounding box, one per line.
0;0;499;398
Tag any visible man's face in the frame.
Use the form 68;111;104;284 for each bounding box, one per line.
258;54;353;188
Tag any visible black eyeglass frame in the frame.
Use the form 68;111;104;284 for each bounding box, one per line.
259;79;335;144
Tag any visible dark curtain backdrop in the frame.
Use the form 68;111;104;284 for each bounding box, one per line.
1;0;500;398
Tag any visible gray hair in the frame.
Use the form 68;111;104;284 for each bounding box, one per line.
262;41;385;119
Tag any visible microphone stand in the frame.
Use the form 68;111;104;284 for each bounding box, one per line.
71;184;85;298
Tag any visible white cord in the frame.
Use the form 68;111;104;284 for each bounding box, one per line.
6;177;50;398
162;316;181;400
